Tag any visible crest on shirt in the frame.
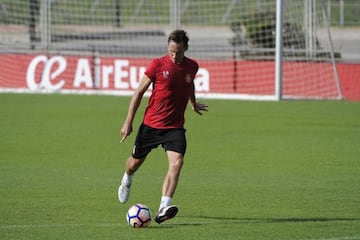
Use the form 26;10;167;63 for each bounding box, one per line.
185;74;192;83
163;70;169;78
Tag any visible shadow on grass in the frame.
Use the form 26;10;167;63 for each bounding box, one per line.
197;216;360;223
154;216;360;228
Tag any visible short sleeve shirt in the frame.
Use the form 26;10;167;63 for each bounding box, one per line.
143;55;199;129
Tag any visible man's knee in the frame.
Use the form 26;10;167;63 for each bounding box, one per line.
126;157;145;174
167;151;184;171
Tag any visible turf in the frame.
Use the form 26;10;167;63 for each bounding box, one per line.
1;93;360;240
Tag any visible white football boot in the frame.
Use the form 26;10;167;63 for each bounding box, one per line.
118;179;132;203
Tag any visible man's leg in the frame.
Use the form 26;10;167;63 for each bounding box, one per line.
126;156;145;175
155;151;183;223
118;156;145;203
161;151;184;199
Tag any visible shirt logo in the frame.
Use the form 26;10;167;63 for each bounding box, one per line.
163;71;169;78
185;74;192;83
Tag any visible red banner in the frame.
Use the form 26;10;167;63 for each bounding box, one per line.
0;54;359;100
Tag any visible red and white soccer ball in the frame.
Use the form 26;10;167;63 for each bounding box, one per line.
126;204;152;228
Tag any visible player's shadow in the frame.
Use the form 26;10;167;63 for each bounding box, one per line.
154;215;360;228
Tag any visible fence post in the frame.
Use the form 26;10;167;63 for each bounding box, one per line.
275;0;284;101
39;0;51;49
170;0;181;30
340;0;344;26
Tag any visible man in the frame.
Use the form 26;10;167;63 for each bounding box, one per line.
118;29;208;224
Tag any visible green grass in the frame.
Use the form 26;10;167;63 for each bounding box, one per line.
1;93;360;240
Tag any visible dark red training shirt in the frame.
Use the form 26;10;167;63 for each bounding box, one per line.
143;55;199;129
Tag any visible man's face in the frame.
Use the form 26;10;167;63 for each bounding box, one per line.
168;40;186;64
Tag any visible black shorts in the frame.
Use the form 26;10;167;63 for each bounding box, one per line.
132;123;187;159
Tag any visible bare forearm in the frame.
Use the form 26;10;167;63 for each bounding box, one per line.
189;82;196;108
125;92;142;125
189;83;208;115
120;75;152;142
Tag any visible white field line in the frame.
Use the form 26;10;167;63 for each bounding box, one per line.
1;222;360;232
0;223;122;229
1;222;360;240
305;237;360;240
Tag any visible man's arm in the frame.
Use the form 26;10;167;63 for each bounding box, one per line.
189;82;208;115
120;75;152;142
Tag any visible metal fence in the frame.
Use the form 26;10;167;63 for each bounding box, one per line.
326;0;360;26
0;0;359;61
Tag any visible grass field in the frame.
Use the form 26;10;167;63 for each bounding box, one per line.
1;93;360;240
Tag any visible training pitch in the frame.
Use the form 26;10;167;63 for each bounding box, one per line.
0;93;359;240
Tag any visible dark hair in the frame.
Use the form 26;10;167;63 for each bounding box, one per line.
168;29;189;49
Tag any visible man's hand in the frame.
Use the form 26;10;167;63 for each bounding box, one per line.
192;102;208;115
120;123;133;143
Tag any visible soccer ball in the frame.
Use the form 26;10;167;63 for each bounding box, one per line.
126;204;152;228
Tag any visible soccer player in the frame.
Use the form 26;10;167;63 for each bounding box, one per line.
118;29;208;224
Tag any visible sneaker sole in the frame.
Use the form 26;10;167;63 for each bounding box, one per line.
165;206;178;219
155;206;178;224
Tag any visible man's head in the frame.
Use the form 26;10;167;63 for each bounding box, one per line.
167;29;189;64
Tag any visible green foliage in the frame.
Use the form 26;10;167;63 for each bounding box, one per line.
1;94;360;239
0;0;359;26
330;0;360;25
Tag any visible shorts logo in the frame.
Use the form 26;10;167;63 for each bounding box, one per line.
185;74;192;83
